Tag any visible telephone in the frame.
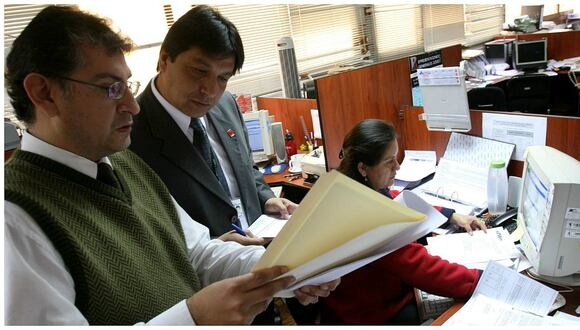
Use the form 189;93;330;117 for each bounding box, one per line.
489;207;518;228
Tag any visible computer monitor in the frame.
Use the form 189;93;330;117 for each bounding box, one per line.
513;39;547;72
242;110;274;163
515;146;580;286
484;39;513;66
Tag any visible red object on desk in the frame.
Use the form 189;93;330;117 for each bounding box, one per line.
285;130;298;158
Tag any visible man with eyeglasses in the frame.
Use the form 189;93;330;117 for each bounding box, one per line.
4;5;338;325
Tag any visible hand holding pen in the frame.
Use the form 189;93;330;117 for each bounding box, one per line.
231;223;246;236
220;224;267;246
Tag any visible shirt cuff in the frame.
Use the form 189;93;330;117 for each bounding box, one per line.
145;299;195;325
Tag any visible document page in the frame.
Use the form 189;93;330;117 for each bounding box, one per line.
418;158;488;209
444;261;561;326
248;215;287;238
413;133;515;213
443;132;514;168
444;295;571;326
482;113;547;161
275;190;446;297
426;227;517;264
473;260;558;316
395;150;437;182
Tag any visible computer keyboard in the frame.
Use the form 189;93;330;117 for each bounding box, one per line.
414;288;454;322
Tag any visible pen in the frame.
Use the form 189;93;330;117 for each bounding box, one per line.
231;223;246;236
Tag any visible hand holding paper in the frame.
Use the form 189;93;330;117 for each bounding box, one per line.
252;171;447;297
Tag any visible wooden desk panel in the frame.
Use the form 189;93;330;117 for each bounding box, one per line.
402;107;580;177
256;97;318;148
316;57;413;170
316;45;462;170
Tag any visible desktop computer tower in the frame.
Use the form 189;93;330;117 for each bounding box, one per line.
484;39;513;67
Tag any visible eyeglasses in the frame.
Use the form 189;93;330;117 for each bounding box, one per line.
56;76;140;100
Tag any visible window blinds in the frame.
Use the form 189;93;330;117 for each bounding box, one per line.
371;4;424;62
422;4;466;52
4;4;52;126
464;4;505;47
288;4;366;74
210;5;291;96
214;4;366;96
4;4;50;49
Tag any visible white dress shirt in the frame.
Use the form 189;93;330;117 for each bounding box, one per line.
4;131;264;325
150;78;242;204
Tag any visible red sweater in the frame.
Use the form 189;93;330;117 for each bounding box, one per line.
320;190;480;325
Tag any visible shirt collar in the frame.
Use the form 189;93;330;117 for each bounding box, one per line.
20;130;111;179
150;76;206;135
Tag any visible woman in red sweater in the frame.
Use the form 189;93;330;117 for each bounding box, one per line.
320;119;485;325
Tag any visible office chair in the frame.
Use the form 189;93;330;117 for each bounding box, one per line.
506;74;551;113
467;86;508;111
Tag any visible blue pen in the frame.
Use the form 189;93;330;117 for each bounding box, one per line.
231;223;246;236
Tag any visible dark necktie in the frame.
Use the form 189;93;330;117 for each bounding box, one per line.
97;162;121;190
190;118;231;197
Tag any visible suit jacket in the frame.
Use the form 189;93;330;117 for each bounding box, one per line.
130;82;274;236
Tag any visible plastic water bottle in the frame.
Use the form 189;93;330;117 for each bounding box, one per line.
487;160;508;215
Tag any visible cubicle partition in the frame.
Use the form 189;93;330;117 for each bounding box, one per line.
495;30;580;60
315;32;579;176
401;107;580;177
256;97;318;148
315;44;462;170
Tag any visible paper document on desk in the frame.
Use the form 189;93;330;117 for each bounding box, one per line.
427;227;518;265
444;261;563;326
252;170;446;297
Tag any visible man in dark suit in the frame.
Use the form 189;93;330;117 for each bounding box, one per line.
130;5;297;244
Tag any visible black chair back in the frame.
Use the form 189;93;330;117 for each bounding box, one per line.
467;86;507;111
507;74;550;113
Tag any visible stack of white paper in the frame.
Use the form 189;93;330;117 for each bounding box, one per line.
444;261;576;326
427;227;518;269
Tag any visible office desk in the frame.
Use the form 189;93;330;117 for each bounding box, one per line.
432;279;580;325
263;167;311;203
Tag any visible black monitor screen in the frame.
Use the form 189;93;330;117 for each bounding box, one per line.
515;39;546;70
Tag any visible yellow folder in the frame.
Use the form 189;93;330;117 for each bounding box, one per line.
253;170;425;272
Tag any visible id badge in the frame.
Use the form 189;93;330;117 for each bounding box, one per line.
231;198;248;228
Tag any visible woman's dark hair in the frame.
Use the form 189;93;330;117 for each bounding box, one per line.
5;5;133;124
160;5;244;74
337;119;398;184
